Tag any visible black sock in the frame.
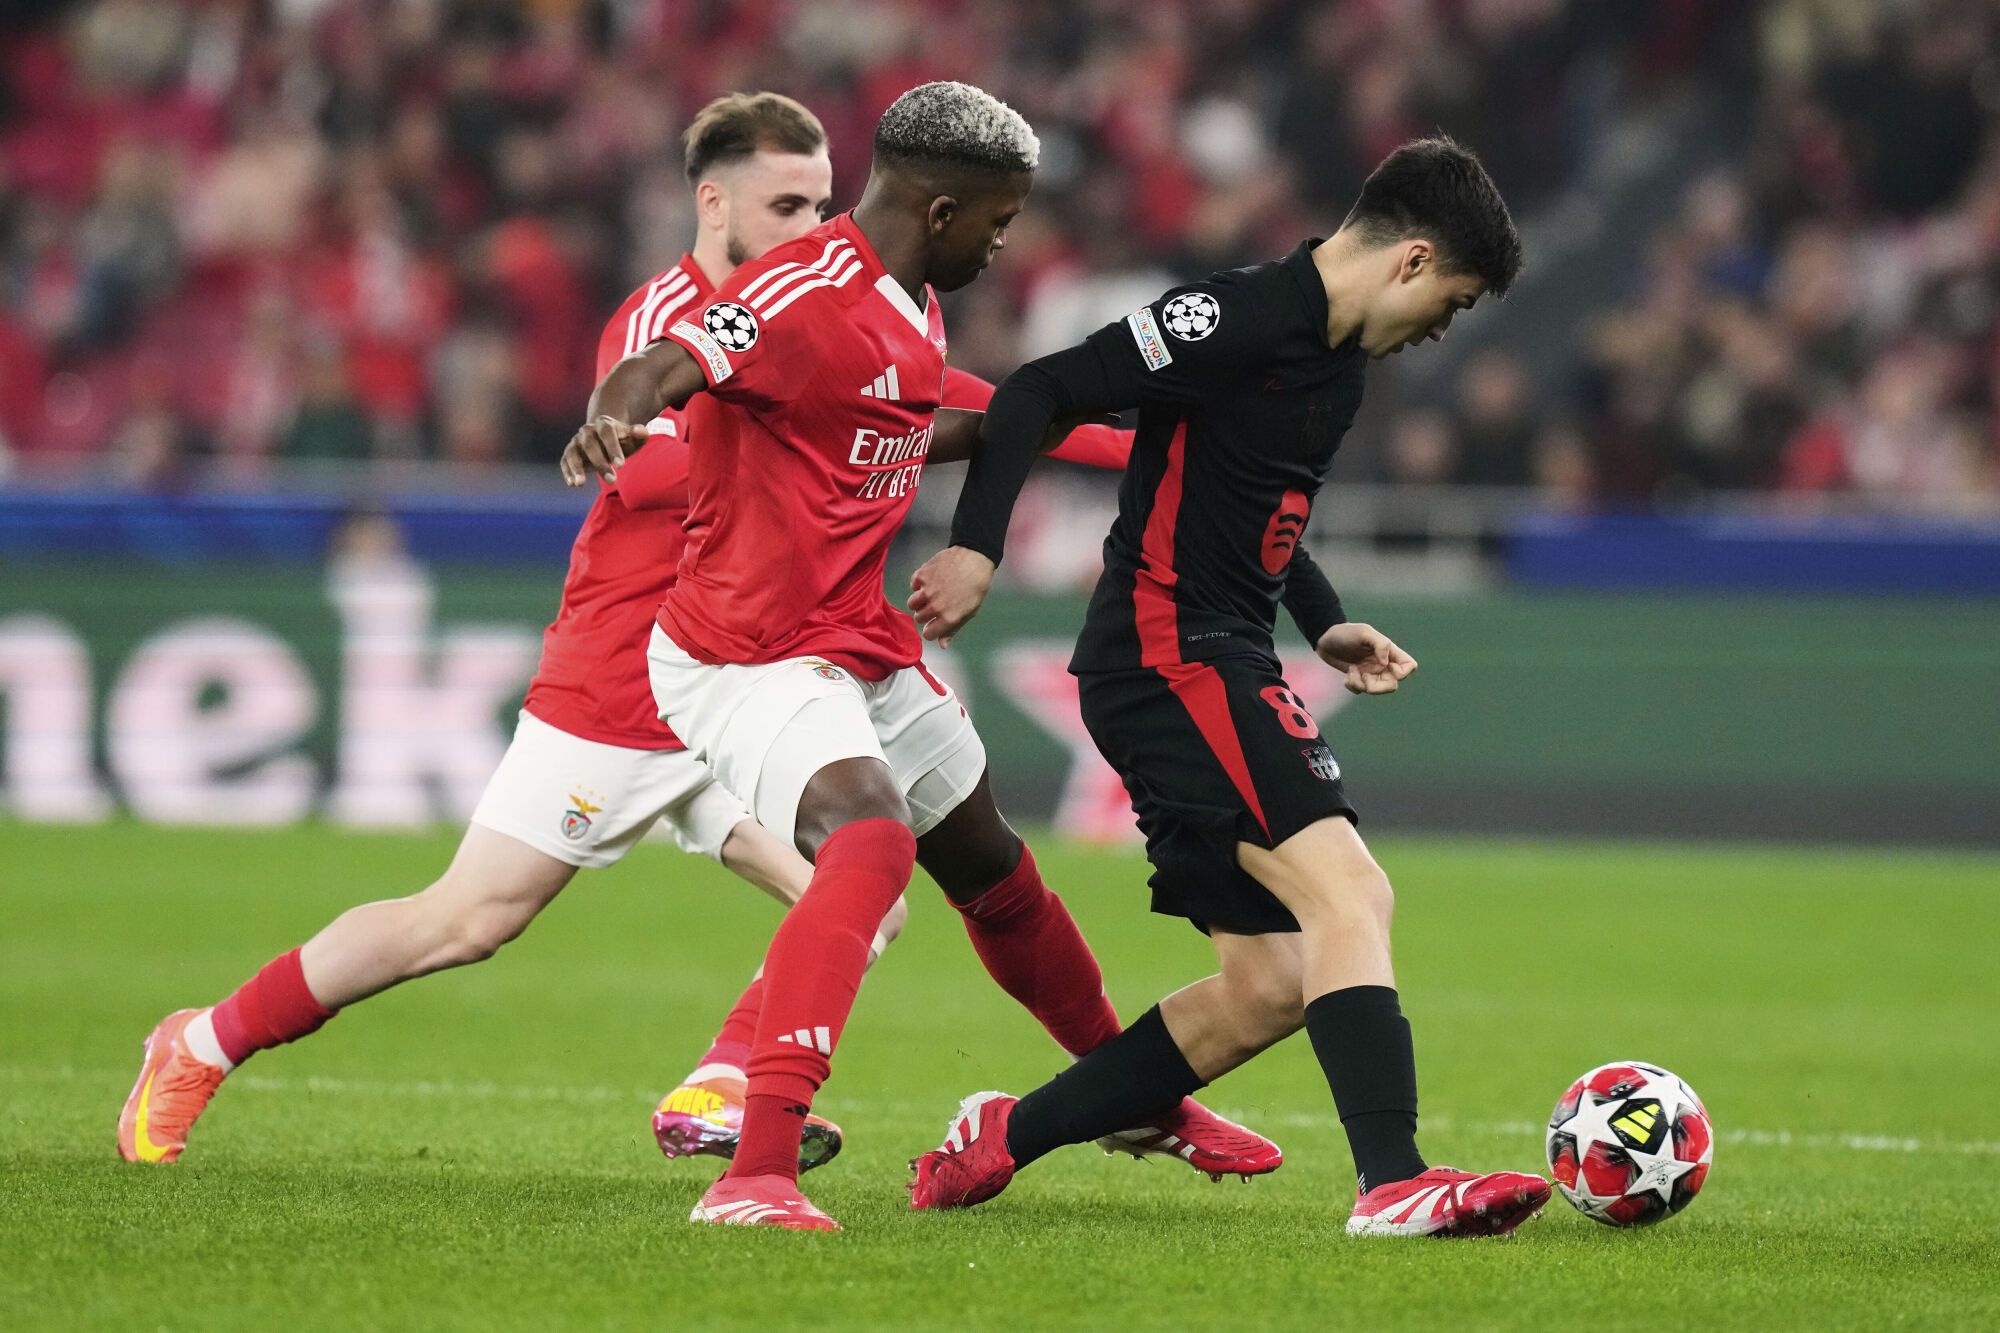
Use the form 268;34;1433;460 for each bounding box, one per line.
1003;1006;1205;1169
1304;985;1427;1193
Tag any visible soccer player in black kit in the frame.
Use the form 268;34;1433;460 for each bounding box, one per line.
905;137;1550;1237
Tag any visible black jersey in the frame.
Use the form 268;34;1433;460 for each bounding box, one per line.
948;239;1365;670
1067;242;1365;671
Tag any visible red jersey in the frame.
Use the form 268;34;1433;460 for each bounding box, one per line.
657;214;950;680
523;237;1136;747
522;254;711;750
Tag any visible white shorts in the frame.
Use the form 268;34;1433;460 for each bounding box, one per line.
468;710;751;869
647;625;986;849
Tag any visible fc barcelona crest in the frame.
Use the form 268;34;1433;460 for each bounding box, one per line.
1302;745;1340;782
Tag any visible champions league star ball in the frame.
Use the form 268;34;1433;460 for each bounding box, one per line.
1161;292;1220;340
1546;1061;1713;1226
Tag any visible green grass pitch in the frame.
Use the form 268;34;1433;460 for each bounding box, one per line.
2;823;1996;1330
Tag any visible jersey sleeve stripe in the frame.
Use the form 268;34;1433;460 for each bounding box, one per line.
737;237;846;302
746;242;857;314
646;288;700;343
758;256;864;319
735;262;809;305
631;272;692;350
743;264;826;313
626;272;692;357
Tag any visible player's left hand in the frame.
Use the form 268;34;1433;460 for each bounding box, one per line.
908;546;996;647
1316;623;1417;695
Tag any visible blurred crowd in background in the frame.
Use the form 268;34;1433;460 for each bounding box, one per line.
0;0;1995;510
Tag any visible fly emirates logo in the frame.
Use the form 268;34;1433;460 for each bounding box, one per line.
848;421;932;500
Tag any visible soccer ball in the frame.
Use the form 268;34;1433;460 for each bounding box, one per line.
1161;292;1219;340
1545;1061;1713;1226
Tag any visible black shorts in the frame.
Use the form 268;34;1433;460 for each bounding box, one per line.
1076;653;1356;935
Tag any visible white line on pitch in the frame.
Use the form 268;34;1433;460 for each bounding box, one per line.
7;1064;1998;1158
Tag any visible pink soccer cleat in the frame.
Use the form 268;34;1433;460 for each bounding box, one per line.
1096;1097;1284;1181
1345;1165;1551;1238
908;1091;1018;1211
688;1172;840;1231
653;1074;843;1174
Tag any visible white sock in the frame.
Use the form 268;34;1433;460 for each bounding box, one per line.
683;1062;746;1086
867;929;891;965
182;1009;235;1072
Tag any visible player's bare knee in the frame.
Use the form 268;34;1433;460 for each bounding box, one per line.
1216;934;1306;1045
1234;965;1304;1045
914;776;1023;903
1342;864;1395;928
437;898;536;967
793;758;911;859
1288;864;1393;934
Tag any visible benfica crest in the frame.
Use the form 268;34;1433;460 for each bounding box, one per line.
561;790;604;841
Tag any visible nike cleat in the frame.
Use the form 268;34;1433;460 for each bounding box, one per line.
688;1172;840;1231
653;1075;843;1174
117;1009;227;1164
908;1090;1017;1211
1345;1165;1551;1238
1097;1097;1284;1182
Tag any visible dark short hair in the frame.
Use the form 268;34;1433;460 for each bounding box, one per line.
683;92;827;184
1343;136;1523;295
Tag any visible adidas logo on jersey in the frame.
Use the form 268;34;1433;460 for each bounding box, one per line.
777;1026;834;1055
859;365;902;400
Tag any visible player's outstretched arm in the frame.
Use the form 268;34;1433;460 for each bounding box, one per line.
925;405;1124;466
926;409;987;465
936;367;1131;469
561;341;709;486
911;343;1134;643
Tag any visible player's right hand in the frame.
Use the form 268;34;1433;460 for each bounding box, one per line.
561;418;649;486
1316;622;1417;695
908;546;996;648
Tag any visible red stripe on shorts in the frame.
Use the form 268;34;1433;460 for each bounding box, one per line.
1129;419;1269;837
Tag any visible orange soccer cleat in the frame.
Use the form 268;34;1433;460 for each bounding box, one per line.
653;1074;844;1174
117;1009;227;1164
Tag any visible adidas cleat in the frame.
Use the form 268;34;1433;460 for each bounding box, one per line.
689;1173;840;1232
909;1091;1017;1211
1345;1165;1550;1238
1096;1097;1284;1182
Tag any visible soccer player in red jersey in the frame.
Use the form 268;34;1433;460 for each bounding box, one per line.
112;92;1177;1183
116;93;848;1171
564;82;1277;1232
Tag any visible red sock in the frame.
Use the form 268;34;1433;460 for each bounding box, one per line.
955;843;1122;1058
696;973;762;1075
209;947;336;1067
729;818;915;1181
